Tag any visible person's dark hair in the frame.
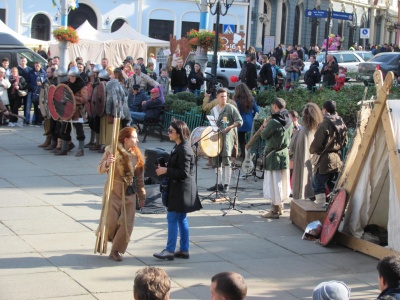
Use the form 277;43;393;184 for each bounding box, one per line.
133;267;170;300
2;57;9;62
273;97;286;109
233;83;253;113
113;68;124;83
101;57;108;62
310;55;316;60
302;103;323;131
289;110;299;119
53;56;60;60
161;68;167;72
170;120;190;141
216;87;227;95
377;256;400;288
323;100;336;114
211;272;247;300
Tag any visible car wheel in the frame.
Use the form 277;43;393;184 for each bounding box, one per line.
217;78;228;88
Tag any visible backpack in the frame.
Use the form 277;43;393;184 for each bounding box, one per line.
304;70;310;83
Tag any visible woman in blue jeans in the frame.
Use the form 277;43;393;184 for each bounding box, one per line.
154;120;202;260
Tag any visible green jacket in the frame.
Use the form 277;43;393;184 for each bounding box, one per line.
261;109;293;170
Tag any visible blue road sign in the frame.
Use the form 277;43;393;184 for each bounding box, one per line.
331;11;354;21
223;24;234;34
305;9;328;18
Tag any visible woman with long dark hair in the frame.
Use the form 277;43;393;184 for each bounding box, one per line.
98;127;146;261
154;120;202;260
289;102;323;200
188;62;204;97
233;83;259;158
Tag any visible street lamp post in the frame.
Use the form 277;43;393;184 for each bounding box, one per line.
206;0;234;81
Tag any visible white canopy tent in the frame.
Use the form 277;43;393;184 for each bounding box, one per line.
0;20;49;48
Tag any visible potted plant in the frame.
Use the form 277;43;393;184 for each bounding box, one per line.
186;29;222;51
52;26;79;44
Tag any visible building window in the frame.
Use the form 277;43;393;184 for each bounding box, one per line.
68;3;97;29
293;5;300;46
182;21;199;38
280;3;287;44
0;9;5;23
31;14;51;41
149;19;173;41
111;19;126;33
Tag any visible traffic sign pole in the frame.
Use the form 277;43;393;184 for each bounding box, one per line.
325;8;331;63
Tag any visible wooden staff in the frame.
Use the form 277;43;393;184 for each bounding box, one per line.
245;116;271;149
95;116;121;254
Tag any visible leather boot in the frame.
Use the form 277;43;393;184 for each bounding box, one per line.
68;141;75;151
44;139;57;150
50;138;62;153
261;205;280;219
54;140;68;156
314;193;326;207
38;135;51;148
75;141;84;157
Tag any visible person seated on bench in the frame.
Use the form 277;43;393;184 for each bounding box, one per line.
128;84;149;113
130;87;162;125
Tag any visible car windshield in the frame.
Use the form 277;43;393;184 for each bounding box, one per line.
18;50;47;69
359;52;373;61
368;54;399;64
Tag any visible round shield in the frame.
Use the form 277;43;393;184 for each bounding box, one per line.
47;85;58;120
39;85;50;118
95;81;106;117
52;83;76;121
85;82;93;117
320;188;347;247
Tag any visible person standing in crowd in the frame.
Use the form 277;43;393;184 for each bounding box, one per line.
245;55;257;90
259;56;278;89
37;45;48;59
305;55;320;91
233;83;259;158
287;51;304;83
376;256;400;299
260;98;293;219
7;67;27;127
26;61;46;126
210;272;247;300
133;267;170;300
101;57;109;69
77;62;89;83
54;66;87;157
275;44;283;66
157;68;170;97
2;58;11;79
289;103;323;200
321;54;339;88
146;62;158;92
188;62;204;97
310;100;347;206
148;53;157;74
17;57;32;123
127;64;159;93
98;127;146;262
0;67;11;126
154;120;202;260
136;57;147;74
171;58;188;94
207;88;243;193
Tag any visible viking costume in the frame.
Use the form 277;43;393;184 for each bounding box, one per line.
98;143;145;254
100;77;131;146
55;67;88;156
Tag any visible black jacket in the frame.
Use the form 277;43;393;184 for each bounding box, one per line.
259;63;277;86
142;96;162;120
306;61;320;86
128;90;148;112
165;140;202;213
188;70;204;90
321;60;339;87
245;62;257;90
171;68;188;88
377;287;400;299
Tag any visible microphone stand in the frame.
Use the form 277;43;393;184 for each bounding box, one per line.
191;128;215;184
222;168;243;216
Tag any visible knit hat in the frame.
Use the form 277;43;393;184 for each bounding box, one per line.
312;281;350;300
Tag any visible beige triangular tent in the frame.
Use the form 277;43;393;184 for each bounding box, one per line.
334;70;400;258
0;20;48;48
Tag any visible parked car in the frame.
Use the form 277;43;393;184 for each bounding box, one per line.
0;33;47;69
184;51;285;89
358;52;400;85
303;51;374;75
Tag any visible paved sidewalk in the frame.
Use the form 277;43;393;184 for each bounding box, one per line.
0;125;380;299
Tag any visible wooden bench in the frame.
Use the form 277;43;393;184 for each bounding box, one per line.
138;105;165;143
290;199;327;230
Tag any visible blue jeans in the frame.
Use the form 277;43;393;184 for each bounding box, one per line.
25;92;33;123
290;72;299;82
130;112;145;124
312;171;338;194
166;211;189;253
173;87;187;94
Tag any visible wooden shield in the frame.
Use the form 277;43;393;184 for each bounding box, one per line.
47;85;58;120
52;84;76;121
95;81;106;117
85;82;93;117
39;85;50;118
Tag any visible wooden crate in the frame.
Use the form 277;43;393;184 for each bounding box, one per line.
290;199;327;230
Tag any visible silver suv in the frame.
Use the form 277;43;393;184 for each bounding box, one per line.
303;50;374;74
